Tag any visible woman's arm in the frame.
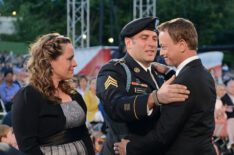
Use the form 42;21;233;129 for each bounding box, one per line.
12;86;44;155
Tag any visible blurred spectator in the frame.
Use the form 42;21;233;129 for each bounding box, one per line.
0;143;25;155
84;77;103;123
222;63;229;73
13;71;27;88
2;111;12;127
0;72;4;85
0;54;5;64
1;62;13;74
214;84;227;124
77;74;88;97
221;79;234;150
223;70;234;85
213;86;228;149
216;84;226;99
0;125;18;149
215;98;227;122
0;71;20;112
72;76;79;89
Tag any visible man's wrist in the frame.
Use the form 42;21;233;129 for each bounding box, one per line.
147;93;155;109
152;90;161;106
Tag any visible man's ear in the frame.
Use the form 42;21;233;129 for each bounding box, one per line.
178;39;187;53
124;38;131;50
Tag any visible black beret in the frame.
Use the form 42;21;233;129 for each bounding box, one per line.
120;17;159;40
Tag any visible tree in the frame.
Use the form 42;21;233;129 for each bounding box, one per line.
156;0;234;45
0;0;234;47
0;0;67;42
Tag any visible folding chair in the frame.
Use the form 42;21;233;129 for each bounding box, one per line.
213;119;229;154
0;99;7;117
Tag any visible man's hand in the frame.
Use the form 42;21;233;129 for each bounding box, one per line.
157;75;190;104
151;62;170;74
114;139;130;155
10;95;14;100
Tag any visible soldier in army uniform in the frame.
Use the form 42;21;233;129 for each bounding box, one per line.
96;17;190;155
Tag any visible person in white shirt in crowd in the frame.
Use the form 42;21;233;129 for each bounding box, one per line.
221;79;234;150
77;74;88;97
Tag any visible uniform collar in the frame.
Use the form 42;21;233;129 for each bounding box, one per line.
134;59;152;72
124;53;158;89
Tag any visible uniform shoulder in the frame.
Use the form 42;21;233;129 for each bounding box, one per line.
98;59;127;74
104;58;126;67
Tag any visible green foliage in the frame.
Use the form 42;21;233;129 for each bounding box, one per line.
0;41;28;55
223;51;234;68
89;0;132;45
157;0;234;45
0;34;20;41
1;0;67;42
0;0;234;47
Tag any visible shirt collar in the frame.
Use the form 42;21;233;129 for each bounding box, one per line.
135;60;152;72
176;56;199;76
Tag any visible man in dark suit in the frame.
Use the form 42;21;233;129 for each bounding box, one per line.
115;18;217;155
221;79;234;149
96;17;190;155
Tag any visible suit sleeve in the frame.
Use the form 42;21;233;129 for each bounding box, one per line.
96;63;151;122
12;86;44;155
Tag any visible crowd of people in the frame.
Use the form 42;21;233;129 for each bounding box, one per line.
0;16;233;155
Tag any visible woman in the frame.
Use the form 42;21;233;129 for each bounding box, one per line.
12;33;95;155
84;77;103;123
77;74;88;97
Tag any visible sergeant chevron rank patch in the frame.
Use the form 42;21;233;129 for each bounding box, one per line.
105;76;118;89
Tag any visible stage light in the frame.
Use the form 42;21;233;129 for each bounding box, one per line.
108;37;114;43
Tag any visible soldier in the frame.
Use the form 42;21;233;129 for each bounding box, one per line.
96;17;190;155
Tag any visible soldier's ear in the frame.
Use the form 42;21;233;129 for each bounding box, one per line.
125;38;131;49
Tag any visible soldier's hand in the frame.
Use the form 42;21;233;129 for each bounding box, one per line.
157;75;190;104
151;62;170;74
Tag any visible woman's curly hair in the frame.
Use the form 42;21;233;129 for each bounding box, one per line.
27;33;77;104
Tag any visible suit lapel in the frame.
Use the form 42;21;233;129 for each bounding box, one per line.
124;53;157;90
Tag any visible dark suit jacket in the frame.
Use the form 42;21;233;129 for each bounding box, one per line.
127;59;216;155
221;94;234;118
96;53;166;155
12;85;94;155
